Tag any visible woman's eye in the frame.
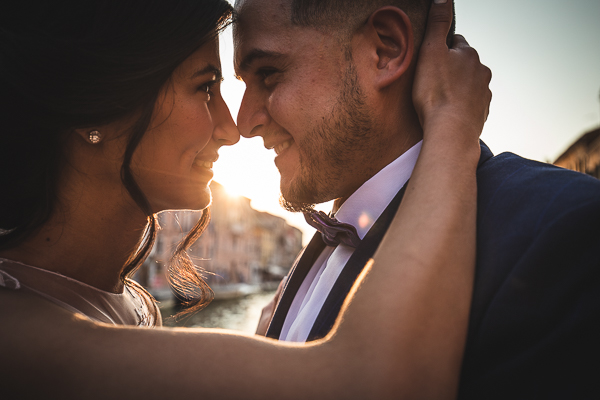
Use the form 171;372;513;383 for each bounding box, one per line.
198;80;219;101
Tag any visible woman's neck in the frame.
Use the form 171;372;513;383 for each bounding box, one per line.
0;195;148;293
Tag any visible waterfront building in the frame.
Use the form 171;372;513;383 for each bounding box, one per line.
135;181;303;301
554;126;600;179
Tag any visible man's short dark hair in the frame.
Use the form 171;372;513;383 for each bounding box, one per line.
290;0;455;47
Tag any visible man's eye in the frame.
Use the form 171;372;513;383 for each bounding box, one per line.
257;68;279;84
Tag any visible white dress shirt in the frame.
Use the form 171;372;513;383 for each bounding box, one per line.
280;141;423;342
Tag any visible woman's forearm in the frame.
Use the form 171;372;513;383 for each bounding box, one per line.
1;0;492;398
34;130;478;400
323;0;490;394
330;128;479;398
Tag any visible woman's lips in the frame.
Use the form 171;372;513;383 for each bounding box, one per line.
192;159;215;182
193;160;214;169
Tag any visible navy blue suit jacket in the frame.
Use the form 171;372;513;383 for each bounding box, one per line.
267;143;600;398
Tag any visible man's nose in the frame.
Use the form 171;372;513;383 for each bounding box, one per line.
213;94;240;147
237;88;270;138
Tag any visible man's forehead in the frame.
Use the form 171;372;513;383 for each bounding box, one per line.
235;0;292;25
234;0;296;69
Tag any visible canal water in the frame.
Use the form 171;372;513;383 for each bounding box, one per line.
159;290;276;334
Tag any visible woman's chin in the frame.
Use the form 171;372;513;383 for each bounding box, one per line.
153;187;212;213
194;186;213;210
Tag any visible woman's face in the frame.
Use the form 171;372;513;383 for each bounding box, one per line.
132;38;239;212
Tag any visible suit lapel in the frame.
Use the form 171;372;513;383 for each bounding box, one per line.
268;141;493;341
266;232;326;339
305;142;492;340
307;181;409;341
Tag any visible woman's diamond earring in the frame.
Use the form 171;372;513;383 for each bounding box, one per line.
88;130;102;144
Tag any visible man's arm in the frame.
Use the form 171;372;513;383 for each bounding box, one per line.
461;163;600;398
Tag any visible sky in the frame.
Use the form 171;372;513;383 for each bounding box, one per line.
213;0;600;244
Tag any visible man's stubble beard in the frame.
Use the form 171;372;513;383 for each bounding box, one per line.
280;61;379;213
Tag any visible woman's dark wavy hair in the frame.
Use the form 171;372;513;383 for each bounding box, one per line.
0;0;233;322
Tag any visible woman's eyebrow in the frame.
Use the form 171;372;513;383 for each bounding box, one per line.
189;65;222;80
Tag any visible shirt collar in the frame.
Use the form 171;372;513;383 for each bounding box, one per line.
333;141;422;239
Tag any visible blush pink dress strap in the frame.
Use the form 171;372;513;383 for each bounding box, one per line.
0;258;161;327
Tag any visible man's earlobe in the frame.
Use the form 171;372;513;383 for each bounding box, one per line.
368;7;414;89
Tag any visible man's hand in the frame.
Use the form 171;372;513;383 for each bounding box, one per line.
255;276;287;336
412;0;492;151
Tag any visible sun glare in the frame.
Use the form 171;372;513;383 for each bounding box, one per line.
223;183;242;198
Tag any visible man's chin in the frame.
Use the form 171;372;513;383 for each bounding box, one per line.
279;194;315;213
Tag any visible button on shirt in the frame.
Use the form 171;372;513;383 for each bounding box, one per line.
280;141;423;342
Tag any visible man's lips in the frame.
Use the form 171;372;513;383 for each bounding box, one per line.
266;139;293;155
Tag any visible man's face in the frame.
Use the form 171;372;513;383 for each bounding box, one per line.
234;0;384;210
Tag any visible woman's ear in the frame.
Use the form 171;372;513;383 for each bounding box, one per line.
74;128;103;145
360;6;415;90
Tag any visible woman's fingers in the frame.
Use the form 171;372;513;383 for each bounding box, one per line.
452;34;470;49
422;0;454;50
412;0;492;145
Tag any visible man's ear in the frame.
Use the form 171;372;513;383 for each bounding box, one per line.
360;7;414;90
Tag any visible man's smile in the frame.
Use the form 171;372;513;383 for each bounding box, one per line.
273;139;293;155
264;135;295;156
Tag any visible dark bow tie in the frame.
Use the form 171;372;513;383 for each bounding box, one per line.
303;210;361;248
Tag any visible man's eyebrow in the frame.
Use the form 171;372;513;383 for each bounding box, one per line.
190;65;222;80
237;49;285;73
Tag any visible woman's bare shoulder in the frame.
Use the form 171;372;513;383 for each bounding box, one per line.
0;289;92;345
0;288;279;399
2;288;70;319
0;289;113;397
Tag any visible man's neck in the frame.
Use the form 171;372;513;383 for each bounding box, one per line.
334;130;423;209
333;139;422;219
